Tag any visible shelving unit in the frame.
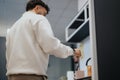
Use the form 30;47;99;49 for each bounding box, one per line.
65;3;89;43
65;1;92;80
77;76;91;80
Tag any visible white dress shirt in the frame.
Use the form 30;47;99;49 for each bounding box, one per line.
6;11;74;76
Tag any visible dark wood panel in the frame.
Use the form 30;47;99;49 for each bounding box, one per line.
94;0;120;80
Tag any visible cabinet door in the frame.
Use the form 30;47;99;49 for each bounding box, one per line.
0;37;7;80
93;0;120;80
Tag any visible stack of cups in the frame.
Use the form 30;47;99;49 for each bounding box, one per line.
67;71;74;80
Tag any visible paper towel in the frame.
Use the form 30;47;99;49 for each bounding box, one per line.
67;71;74;80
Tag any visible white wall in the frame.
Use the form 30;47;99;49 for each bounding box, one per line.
77;0;91;77
0;0;27;36
77;36;91;77
78;0;88;11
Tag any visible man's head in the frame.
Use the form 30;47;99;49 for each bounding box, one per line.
26;0;50;16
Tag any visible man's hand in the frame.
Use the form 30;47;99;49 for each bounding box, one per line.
73;49;81;63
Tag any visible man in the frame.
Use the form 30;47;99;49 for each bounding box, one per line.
6;0;81;80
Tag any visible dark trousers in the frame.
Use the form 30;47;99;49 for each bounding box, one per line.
8;74;47;80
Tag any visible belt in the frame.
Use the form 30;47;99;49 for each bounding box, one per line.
8;74;48;79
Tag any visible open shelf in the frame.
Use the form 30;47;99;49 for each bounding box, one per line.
65;3;89;43
69;10;85;29
67;20;89;42
77;76;91;80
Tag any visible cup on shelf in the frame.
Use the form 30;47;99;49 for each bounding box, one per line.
86;58;92;77
74;70;85;79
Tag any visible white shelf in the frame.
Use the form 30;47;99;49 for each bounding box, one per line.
65;3;89;43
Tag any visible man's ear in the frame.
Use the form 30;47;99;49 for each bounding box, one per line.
34;5;40;10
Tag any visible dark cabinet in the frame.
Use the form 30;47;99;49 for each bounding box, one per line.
0;37;7;80
92;0;120;80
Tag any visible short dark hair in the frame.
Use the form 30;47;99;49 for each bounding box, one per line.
26;0;50;14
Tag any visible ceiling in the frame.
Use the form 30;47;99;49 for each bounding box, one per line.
0;0;78;42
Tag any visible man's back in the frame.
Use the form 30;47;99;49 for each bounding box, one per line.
6;11;49;76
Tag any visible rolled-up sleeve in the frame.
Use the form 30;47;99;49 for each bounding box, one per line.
34;17;74;58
